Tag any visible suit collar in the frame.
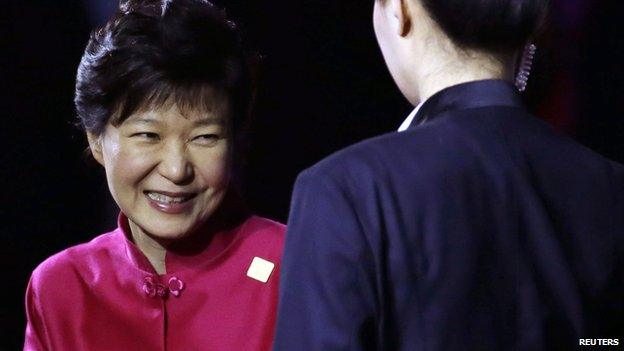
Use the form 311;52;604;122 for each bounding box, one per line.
408;79;525;130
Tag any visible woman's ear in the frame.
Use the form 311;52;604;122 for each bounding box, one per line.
86;132;105;166
392;0;412;37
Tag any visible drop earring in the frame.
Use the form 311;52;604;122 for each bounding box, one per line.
515;43;537;92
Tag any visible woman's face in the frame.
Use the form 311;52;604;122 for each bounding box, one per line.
89;95;231;241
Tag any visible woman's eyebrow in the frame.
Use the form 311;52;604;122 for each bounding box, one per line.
192;117;225;126
124;116;224;126
126;117;162;125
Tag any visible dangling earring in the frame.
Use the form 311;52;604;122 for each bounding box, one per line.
515;43;537;92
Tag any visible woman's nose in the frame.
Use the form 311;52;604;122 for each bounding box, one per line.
157;143;193;184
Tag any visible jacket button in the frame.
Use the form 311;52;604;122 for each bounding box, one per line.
143;276;167;298
168;276;185;297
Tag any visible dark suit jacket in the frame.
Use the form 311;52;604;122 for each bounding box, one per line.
273;80;624;350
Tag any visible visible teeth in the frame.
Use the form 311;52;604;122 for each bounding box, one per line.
147;192;187;204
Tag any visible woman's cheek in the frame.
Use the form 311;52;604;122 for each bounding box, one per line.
108;140;155;187
199;147;230;188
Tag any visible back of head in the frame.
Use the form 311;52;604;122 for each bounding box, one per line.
419;0;549;53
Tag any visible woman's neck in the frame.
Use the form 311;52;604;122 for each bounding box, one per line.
416;51;516;106
128;220;168;274
403;24;517;106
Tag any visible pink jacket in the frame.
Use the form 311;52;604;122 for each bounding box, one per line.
24;212;285;351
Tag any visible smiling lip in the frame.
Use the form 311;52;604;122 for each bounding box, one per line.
144;190;197;214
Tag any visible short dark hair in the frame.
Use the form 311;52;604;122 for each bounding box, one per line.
75;0;253;136
419;0;550;52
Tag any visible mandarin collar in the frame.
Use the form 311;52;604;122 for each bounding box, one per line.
408;79;525;130
117;191;251;275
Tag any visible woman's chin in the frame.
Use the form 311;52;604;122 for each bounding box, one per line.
159;223;198;239
125;201;221;243
135;216;199;242
148;229;191;242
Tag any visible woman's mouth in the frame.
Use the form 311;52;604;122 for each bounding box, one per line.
144;191;196;214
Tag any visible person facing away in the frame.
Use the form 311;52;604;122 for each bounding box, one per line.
273;0;624;349
23;1;285;350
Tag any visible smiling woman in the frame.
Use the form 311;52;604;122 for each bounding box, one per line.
89;100;233;272
23;1;285;350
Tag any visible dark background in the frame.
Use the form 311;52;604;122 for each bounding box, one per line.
2;0;622;349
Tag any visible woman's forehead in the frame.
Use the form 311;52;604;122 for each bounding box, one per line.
124;103;228;126
107;83;232;131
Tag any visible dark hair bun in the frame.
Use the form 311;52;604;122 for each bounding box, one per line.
420;0;549;51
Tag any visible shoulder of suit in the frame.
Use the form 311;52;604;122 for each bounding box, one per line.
301;124;463;180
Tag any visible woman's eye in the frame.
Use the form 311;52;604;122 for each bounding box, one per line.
132;132;160;140
193;134;220;145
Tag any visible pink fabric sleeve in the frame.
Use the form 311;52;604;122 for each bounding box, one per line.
24;276;49;351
